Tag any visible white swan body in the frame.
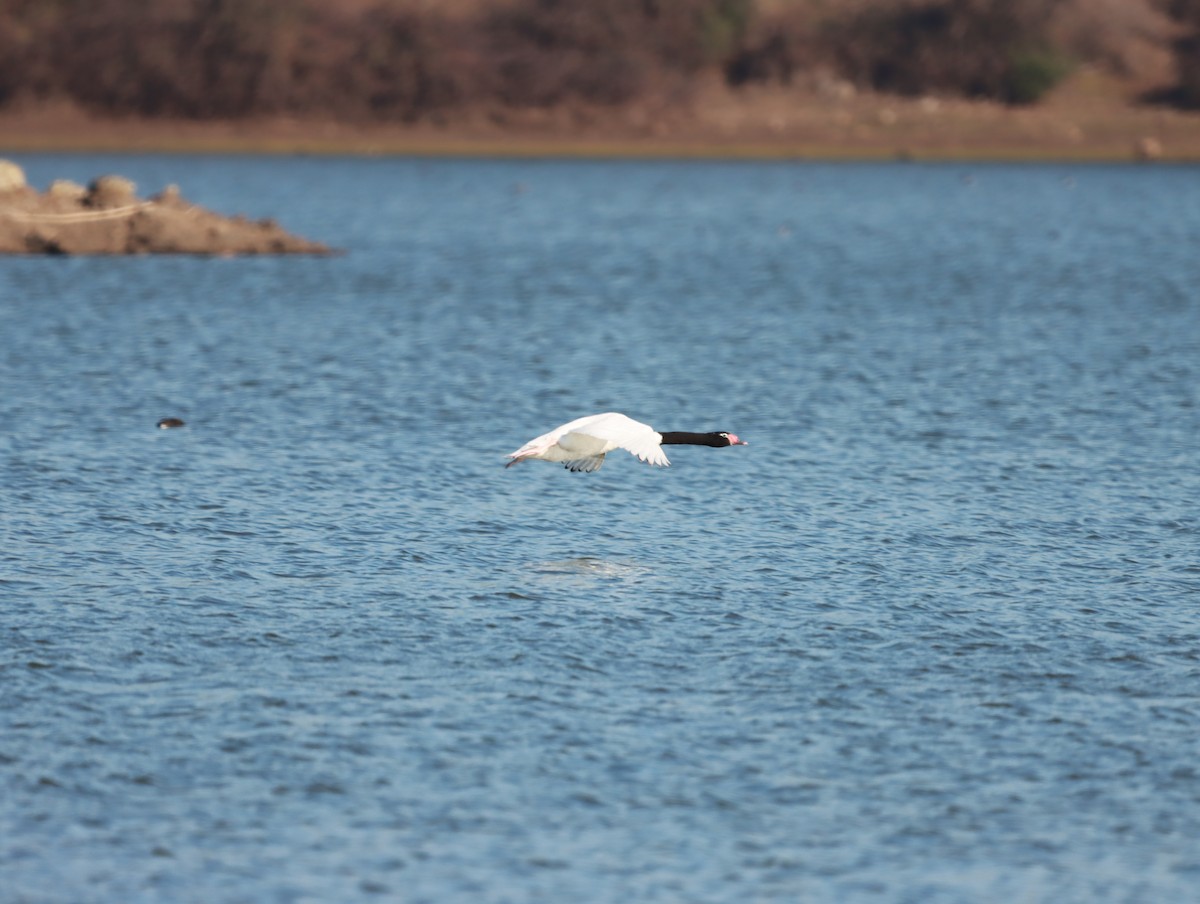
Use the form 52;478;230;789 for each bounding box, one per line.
505;412;745;473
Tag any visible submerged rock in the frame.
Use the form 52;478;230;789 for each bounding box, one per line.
0;161;331;255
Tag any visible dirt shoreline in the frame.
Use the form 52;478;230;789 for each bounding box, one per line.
2;71;1199;162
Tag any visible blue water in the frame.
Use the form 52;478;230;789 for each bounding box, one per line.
2;154;1199;903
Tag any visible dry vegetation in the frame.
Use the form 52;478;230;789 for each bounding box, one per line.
1;0;1199;157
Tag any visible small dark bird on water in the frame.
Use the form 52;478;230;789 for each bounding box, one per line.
157;418;185;429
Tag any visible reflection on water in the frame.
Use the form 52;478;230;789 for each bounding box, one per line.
531;557;647;577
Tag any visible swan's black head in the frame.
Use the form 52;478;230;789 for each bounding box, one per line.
716;431;747;447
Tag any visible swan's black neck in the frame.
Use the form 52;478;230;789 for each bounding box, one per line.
660;431;727;447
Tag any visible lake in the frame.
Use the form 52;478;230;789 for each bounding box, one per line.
2;154;1198;902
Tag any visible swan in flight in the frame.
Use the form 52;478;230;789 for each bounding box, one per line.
506;412;746;472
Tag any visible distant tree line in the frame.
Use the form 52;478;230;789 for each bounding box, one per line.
1166;0;1200;104
1;0;1198;120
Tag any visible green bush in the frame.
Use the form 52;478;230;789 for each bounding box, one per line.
1162;1;1200;107
827;0;1070;105
1003;47;1074;105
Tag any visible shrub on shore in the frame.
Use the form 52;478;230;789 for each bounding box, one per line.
0;0;1192;119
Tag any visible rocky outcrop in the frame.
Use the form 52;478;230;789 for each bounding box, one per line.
0;161;331;255
0;159;26;192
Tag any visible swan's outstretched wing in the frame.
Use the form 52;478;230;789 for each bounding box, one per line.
506;412;669;468
565;413;670;467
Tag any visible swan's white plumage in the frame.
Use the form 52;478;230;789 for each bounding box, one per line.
506;412;670;471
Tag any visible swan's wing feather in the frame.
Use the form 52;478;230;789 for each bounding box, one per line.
564;456;605;472
632;443;670;467
567;413;670;467
507;413;617;460
556;430;614;458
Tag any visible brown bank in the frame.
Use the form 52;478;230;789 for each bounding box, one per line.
0;160;331;255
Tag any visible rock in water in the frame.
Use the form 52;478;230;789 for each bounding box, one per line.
0;159;26;193
0;161;332;255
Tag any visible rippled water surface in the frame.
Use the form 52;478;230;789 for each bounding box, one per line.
2;155;1199;902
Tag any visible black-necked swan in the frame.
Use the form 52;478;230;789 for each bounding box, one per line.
505;412;747;472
